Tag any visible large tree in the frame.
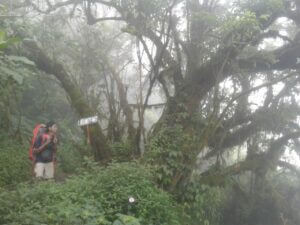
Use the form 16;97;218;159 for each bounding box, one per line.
10;0;300;199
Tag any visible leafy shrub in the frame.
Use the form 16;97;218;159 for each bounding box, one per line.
0;136;31;188
184;184;225;225
113;214;140;225
111;141;133;162
0;162;182;225
146;124;199;190
0;134;86;188
57;142;88;173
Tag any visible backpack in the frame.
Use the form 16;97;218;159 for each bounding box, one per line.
29;124;45;161
37;133;54;162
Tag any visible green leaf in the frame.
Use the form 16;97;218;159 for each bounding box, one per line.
0;41;9;50
114;214;140;225
113;220;123;225
7;55;35;66
0;30;6;42
0;66;23;84
0;34;20;50
6;37;21;45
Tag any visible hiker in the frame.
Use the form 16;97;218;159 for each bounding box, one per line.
33;121;58;179
29;124;46;176
29;124;46;160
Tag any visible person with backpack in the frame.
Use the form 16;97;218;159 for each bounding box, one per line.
33;121;58;179
29;123;46;177
29;124;46;162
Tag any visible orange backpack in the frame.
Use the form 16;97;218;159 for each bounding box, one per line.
28;124;45;161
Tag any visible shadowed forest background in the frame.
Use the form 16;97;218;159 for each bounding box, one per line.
1;0;300;224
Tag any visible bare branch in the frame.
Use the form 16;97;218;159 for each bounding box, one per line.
142;12;173;112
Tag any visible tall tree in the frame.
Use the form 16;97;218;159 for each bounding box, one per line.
12;0;300;193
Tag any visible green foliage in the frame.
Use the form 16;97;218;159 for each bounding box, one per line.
0;181;110;225
0;29;20;50
111;141;133;162
192;10;219;28
220;11;260;45
146;120;208;192
146;120;226;225
0;29;37;132
0;162;182;225
0;134;31;188
239;0;284;17
184;184;225;225
0;30;34;86
113;214;140;225
57;142;89;174
0;54;35;85
146;124;187;187
113;0;170;19
0;29;30;84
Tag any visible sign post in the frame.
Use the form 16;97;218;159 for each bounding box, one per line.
78;116;98;144
87;124;90;144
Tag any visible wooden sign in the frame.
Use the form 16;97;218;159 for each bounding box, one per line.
78;116;98;126
78;116;98;145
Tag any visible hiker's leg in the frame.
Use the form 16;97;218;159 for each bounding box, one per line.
44;162;54;179
34;162;44;178
32;161;36;177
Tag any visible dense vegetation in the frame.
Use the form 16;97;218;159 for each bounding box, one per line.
0;162;182;225
1;0;300;224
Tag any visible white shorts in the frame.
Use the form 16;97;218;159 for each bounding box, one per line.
34;162;54;179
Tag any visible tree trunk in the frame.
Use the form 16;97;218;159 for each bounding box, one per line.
147;81;204;192
105;59;138;154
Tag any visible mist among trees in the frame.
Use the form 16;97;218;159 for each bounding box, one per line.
1;0;300;224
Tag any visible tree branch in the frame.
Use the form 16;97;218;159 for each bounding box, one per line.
278;160;300;179
91;16;123;23
25;0;79;14
218;71;298;123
